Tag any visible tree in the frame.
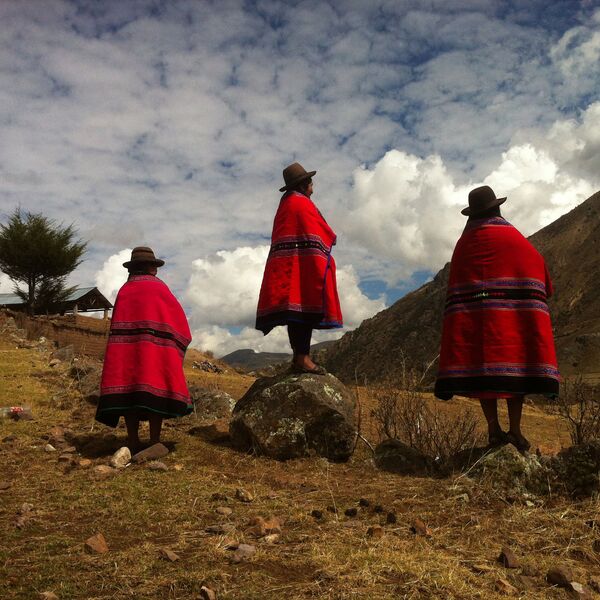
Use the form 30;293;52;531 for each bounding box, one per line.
0;209;87;314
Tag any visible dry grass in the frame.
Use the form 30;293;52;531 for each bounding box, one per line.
0;336;597;599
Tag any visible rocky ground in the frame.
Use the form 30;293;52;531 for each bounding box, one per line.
1;318;600;599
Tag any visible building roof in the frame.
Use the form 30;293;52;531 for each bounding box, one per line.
0;286;113;312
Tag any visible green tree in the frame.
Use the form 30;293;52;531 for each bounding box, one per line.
0;209;87;314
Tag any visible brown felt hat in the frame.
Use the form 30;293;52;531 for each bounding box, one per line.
122;246;165;269
461;185;507;216
279;162;316;192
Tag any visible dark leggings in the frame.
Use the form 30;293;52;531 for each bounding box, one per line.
287;323;313;355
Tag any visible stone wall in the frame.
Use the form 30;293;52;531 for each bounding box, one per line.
7;310;110;358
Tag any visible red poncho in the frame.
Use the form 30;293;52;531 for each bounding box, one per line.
256;191;343;334
434;217;559;400
96;275;192;427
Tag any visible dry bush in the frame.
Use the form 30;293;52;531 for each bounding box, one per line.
546;376;600;445
370;357;483;465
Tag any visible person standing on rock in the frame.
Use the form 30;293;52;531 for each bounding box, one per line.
434;186;559;453
95;247;192;452
256;162;343;374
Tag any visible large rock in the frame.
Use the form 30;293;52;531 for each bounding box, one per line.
230;371;356;461
374;439;434;476
468;444;551;497
550;442;600;498
189;385;235;420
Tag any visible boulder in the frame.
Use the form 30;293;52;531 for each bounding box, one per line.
189;385;235;420
549;442;600;498
468;444;551;497
230;371;356;461
374;439;434;476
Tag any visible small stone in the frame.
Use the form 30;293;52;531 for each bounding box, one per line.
386;511;397;524
85;533;109;554
263;533;280;544
359;498;370;507
58;453;75;463
49;359;61;368
61;446;77;453
20;502;34;514
44;444;57;452
373;504;385;513
79;459;92;468
311;509;323;520
93;465;116;479
410;518;431;536
498;547;520;569
173;463;184;471
367;525;384;538
216;506;233;516
158;547;180;562
524;500;535;508
205;524;234;535
235;488;254;503
0;481;12;491
232;543;256;563
109;447;132;469
131;442;168;463
199;585;217;600
569;582;593;599
147;461;168;471
344;507;358;517
246;515;284;537
39;593;59;600
495;578;518;595
547;566;575;589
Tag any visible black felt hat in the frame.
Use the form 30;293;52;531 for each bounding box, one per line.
461;185;507;216
279;162;316;192
122;246;165;269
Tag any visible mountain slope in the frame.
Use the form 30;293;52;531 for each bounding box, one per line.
325;191;600;384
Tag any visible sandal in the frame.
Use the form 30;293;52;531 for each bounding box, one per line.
506;431;531;454
488;430;509;448
291;363;328;375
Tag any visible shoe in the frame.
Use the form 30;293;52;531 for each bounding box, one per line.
488;430;509;448
291;363;328;375
506;431;531;454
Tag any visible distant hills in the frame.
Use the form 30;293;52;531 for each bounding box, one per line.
324;191;600;385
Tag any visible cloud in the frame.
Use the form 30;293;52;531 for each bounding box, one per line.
0;272;14;294
343;102;600;283
186;245;385;356
94;249;131;303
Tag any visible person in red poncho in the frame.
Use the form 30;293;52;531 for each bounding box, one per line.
434;186;559;453
256;162;343;374
95;247;192;451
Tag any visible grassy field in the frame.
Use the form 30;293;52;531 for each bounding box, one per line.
1;334;599;599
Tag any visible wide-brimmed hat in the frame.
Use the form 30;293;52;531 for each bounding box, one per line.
461;185;507;216
279;162;316;192
122;246;165;269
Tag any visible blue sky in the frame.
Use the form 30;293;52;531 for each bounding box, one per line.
1;0;599;355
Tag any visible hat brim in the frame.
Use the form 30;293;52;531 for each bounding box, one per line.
461;196;507;216
279;170;316;192
122;258;165;269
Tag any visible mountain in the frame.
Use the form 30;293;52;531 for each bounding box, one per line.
220;349;291;371
324;191;600;384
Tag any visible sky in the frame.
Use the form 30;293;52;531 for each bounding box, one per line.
1;0;599;356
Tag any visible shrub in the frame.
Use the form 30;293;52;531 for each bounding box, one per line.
546;376;600;446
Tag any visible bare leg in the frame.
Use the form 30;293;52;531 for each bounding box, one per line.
479;399;502;436
124;414;141;451
149;414;163;445
507;397;530;451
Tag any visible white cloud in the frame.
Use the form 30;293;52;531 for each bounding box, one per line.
186;245;386;356
94;249;131;303
0;272;14;294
